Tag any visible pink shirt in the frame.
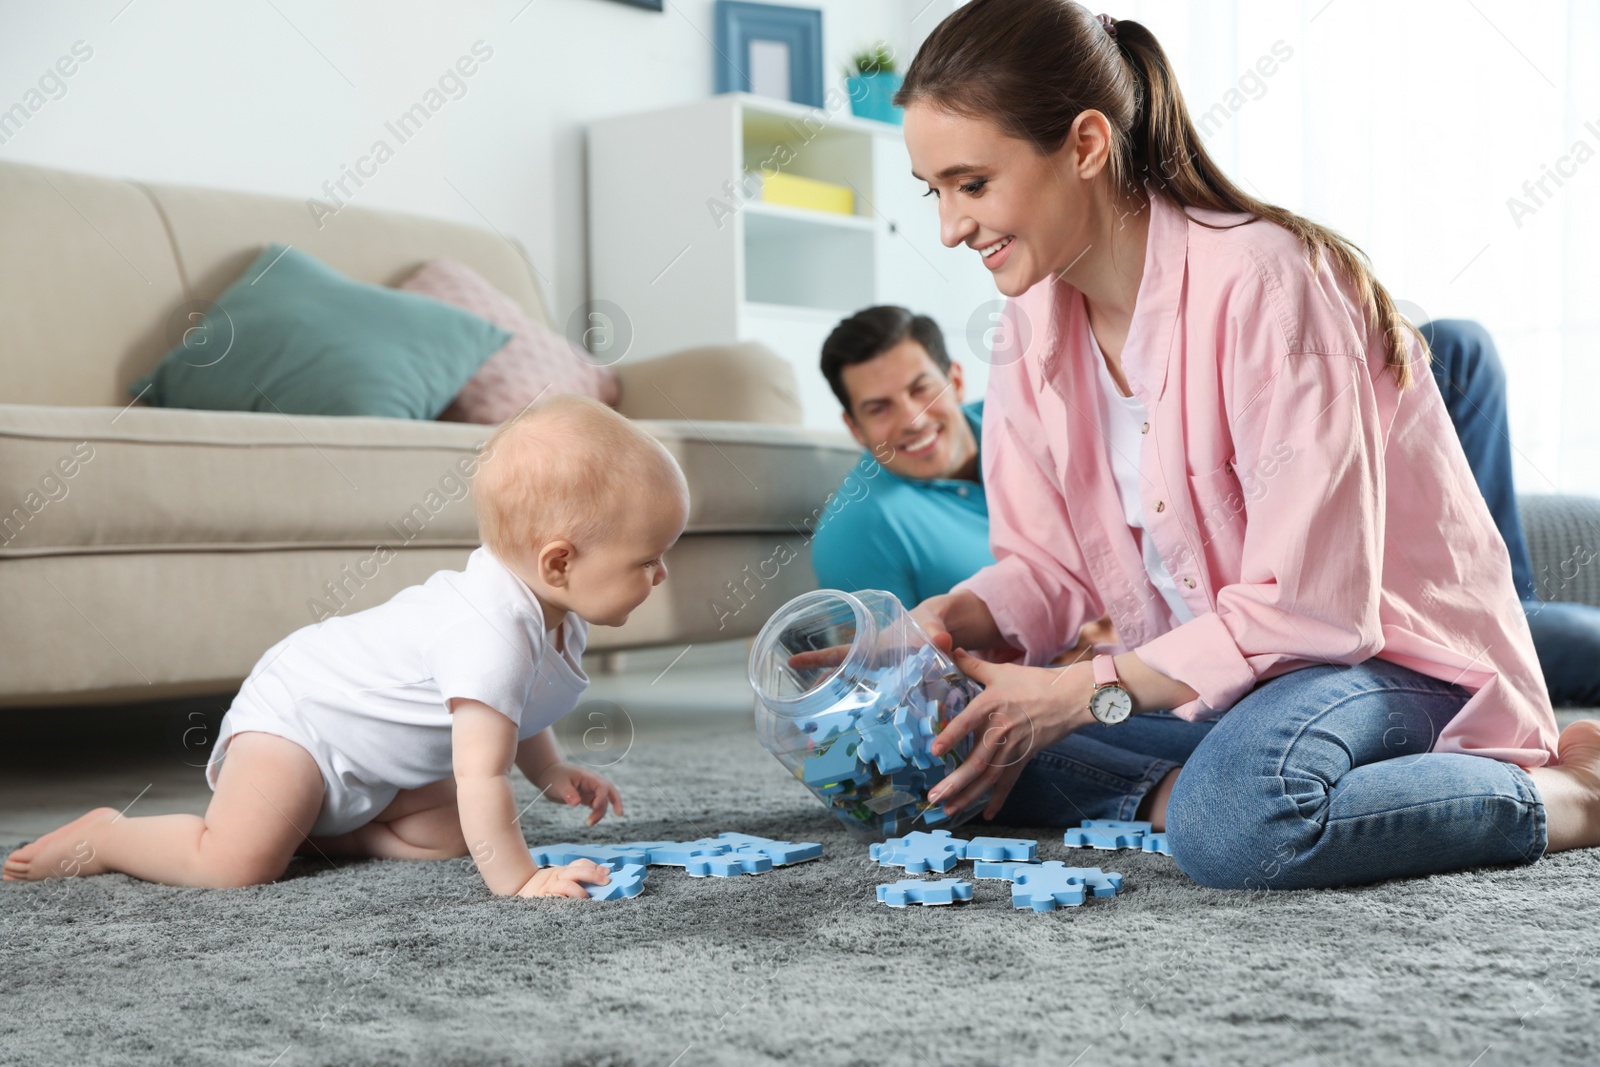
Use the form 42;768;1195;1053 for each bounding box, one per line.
953;185;1559;767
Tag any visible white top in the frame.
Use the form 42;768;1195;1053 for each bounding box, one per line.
242;545;591;790
1086;320;1197;628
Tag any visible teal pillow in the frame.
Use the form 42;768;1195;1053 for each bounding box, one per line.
132;244;512;419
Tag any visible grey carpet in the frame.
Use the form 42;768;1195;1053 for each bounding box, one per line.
3;729;1598;1067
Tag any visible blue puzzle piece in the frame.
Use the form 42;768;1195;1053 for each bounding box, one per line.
971;860;1033;881
919;803;951;827
799;708;860;743
856;722;908;775
586;863;647;900
529;843;651;869
626;841;732;867
870;829;967;874
685;851;774;877
1059;865;1124;898
1140;832;1172;856
877;877;973;907
964;836;1038;862
1000;862;1123;911
1011;863;1089;911
802;732;864;786
892;705;941;770
1082;819;1153;833
696;833;823;866
1063;826;1145;850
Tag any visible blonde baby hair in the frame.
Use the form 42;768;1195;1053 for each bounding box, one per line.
469;394;688;563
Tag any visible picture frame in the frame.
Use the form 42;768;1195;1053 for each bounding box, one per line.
713;1;824;109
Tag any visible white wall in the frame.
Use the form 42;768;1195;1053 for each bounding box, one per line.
4;0;1595;493
0;0;914;359
1132;0;1600;497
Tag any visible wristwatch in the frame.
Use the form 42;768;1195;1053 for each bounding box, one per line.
1088;654;1133;725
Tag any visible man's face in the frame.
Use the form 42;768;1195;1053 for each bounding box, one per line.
840;339;976;482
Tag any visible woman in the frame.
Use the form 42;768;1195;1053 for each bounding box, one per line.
898;0;1600;889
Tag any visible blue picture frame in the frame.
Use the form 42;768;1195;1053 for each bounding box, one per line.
713;2;824;108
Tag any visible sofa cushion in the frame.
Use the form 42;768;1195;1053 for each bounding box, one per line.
398;258;620;422
130;245;512;419
0;404;860;557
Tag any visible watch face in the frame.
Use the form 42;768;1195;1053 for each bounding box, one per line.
1090;686;1133;724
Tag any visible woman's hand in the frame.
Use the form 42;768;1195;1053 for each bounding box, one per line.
515;859;612;899
530;762;623;827
909;598;955;657
926;648;1095;819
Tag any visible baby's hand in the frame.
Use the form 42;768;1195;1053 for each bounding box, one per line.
532;761;624;826
516;859;611;899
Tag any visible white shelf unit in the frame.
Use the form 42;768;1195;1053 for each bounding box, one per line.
587;92;997;430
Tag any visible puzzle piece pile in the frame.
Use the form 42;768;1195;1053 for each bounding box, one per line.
870;829;1126;913
1062;819;1172;856
791;643;984;836
528;832;822;900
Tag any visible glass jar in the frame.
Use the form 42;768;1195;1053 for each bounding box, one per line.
747;588;986;839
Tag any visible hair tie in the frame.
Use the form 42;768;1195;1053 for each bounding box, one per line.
1097;12;1118;39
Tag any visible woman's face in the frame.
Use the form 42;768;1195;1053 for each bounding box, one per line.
903;103;1105;299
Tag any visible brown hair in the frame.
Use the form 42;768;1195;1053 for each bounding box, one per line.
820;305;951;414
894;0;1428;388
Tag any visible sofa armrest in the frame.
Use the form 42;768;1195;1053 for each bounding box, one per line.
1520;492;1600;606
612;341;801;425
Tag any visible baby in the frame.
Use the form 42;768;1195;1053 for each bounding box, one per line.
3;395;689;899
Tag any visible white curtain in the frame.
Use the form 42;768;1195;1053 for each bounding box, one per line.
915;0;1600;495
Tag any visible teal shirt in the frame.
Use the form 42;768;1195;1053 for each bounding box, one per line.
810;400;993;610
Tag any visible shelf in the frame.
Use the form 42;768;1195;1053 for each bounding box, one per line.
743;207;874;312
728;91;897;140
744;200;873;232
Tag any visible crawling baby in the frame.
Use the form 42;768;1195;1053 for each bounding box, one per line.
3;395;689;899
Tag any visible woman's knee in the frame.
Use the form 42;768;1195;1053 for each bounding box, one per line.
1162;713;1332;891
1164;763;1257;889
1166;777;1316;890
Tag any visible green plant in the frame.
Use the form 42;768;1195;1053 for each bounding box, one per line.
847;43;897;78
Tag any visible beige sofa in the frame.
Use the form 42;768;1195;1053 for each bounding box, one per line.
0;159;859;708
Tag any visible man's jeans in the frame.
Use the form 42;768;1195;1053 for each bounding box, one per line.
1422;319;1600;707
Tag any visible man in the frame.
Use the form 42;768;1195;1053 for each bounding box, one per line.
810;305;1112;663
813;305;1598;705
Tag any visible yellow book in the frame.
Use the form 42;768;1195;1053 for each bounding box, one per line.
759;171;855;216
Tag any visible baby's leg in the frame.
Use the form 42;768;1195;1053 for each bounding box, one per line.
298;776;469;862
3;731;324;888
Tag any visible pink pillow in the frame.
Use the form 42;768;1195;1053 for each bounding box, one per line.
398;258;619;422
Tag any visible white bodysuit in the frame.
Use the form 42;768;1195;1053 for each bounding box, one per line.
205;546;590;837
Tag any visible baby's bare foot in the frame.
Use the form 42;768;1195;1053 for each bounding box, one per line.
2;807;120;882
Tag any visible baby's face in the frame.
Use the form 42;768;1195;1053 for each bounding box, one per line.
562;491;688;627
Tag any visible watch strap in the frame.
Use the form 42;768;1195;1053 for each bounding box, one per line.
1092;653;1118;688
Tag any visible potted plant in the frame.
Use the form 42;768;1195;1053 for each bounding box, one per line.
846;43;903;125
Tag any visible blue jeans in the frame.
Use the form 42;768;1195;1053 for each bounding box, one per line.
1423;318;1600;706
993;658;1546;890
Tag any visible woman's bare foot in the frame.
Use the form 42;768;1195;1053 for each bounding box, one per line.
1528;719;1600;853
2;807;120;882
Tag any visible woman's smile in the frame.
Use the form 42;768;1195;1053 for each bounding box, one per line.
977;234;1016;269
